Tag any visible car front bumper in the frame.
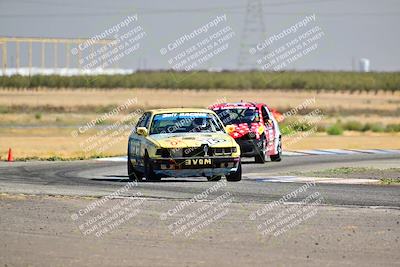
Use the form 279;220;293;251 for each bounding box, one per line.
150;157;240;177
235;139;261;157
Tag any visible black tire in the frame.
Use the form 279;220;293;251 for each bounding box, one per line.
207;175;222;181
270;137;282;162
254;136;267;163
144;153;161;181
127;146;143;182
226;161;242;182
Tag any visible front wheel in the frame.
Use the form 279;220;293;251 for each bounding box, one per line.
226;161;242;182
270;138;282;162
254;136;267;163
144;153;161;181
127;146;143;182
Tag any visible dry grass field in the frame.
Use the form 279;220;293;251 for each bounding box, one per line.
1;88;399;160
1;88;399;113
0;128;399;160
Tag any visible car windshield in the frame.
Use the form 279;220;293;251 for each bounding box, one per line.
149;112;224;134
214;108;259;125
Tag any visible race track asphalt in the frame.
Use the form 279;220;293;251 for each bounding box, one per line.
1;153;399;207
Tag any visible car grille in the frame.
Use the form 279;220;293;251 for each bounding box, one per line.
212;147;235;156
237;132;257;141
183;147;205;157
183;147;235;157
157;147;235;158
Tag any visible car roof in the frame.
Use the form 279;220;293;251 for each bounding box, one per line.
209;102;266;109
147;108;215;115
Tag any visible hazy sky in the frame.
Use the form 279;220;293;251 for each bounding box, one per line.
0;0;399;71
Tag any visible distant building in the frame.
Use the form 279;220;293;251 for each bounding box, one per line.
359;58;370;72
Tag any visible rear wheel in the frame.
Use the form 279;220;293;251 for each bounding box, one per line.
207;175;222;181
254;136;267;163
270;137;282;162
144;153;161;181
226;161;242;182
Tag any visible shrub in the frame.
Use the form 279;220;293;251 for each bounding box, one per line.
363;123;385;132
279;122;296;135
292;121;313;132
315;124;327;132
385;124;400;132
370;123;385;132
0;71;399;91
343;121;364;131
327;124;344;135
362;123;371;132
34;112;42;120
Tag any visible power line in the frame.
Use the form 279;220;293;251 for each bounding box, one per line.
1;11;399;18
1;0;399;18
238;0;267;70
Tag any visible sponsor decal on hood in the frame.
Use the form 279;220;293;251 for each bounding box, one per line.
148;132;235;148
229;122;264;139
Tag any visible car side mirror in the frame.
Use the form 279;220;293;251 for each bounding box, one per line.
225;124;235;134
136;127;148;136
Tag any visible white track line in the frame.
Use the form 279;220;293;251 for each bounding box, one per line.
321;149;361;155
96;156;127;162
380;149;400;154
246;175;379;185
282;151;308;156
297;149;341;155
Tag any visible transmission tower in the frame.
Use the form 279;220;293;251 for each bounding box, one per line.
237;0;267;70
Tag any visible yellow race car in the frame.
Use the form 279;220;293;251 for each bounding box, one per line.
127;108;241;182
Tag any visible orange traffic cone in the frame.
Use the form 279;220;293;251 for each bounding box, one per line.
7;148;13;162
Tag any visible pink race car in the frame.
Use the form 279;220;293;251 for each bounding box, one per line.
209;102;282;163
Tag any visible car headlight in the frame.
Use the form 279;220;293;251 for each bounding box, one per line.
155;148;182;158
212;147;237;156
155;148;170;157
170;148;183;157
248;132;257;139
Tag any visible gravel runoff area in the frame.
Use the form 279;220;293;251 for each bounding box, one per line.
0;193;399;267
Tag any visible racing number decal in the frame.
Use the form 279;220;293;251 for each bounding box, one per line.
263;121;275;154
260;105;277;154
169;140;183;146
204;138;224;145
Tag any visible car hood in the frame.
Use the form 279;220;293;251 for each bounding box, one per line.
229;122;264;139
147;132;237;148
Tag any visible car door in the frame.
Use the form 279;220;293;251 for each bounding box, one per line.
260;106;276;154
129;112;151;167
